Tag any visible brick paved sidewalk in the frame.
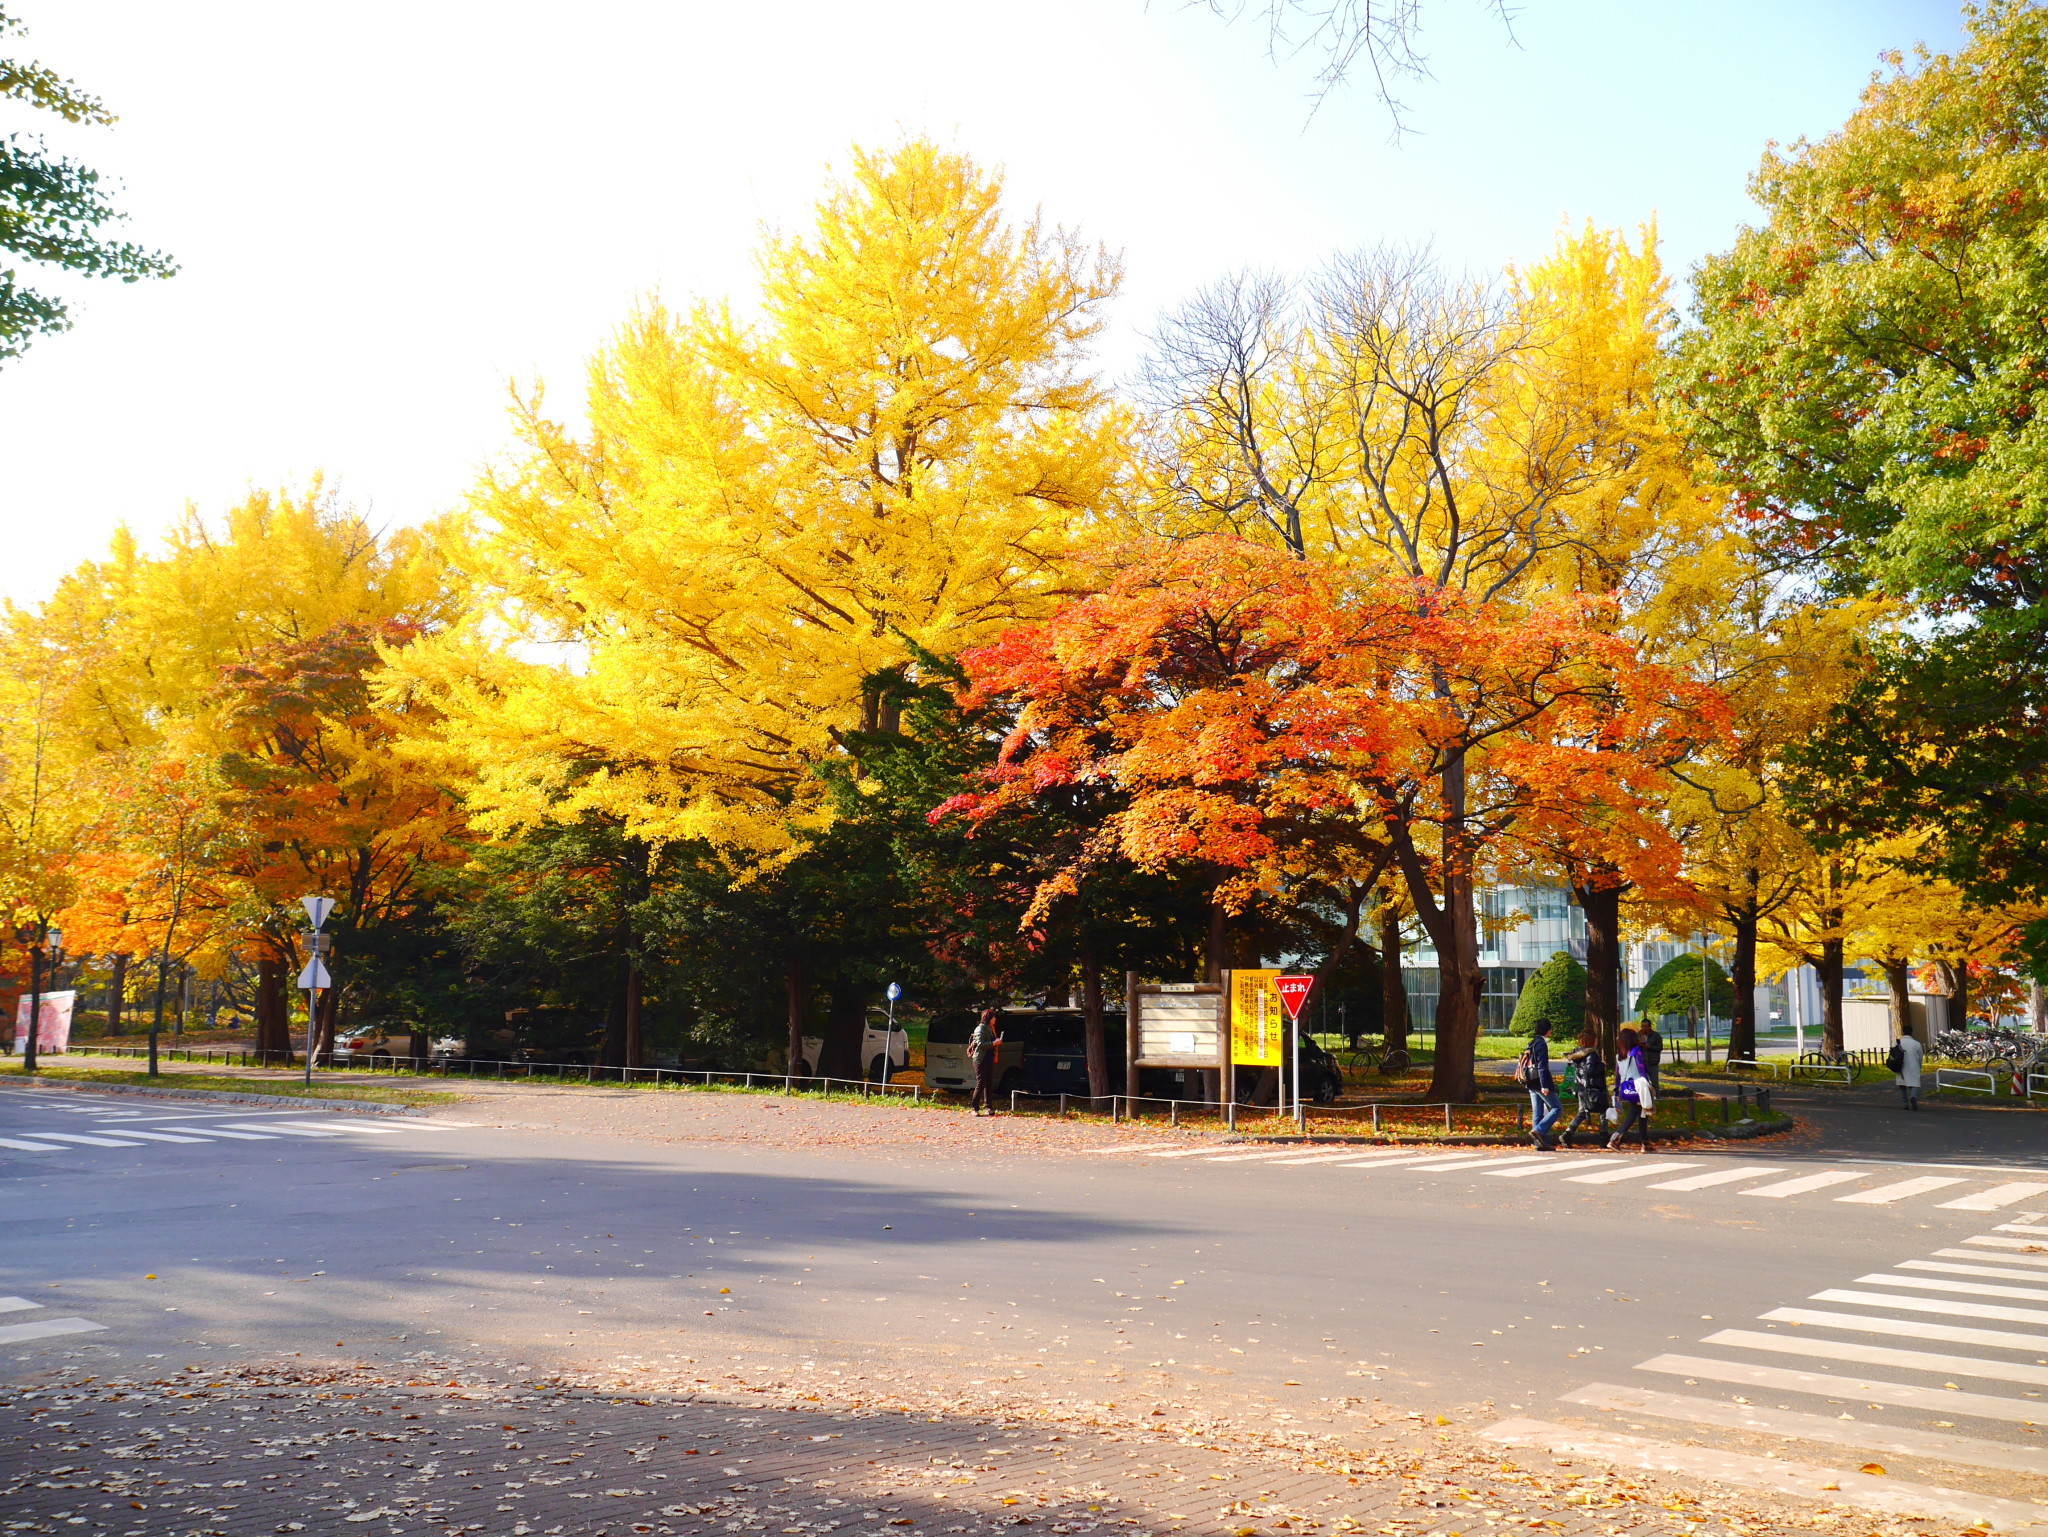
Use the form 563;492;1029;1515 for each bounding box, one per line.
0;1358;1933;1537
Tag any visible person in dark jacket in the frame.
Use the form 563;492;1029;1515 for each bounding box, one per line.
1522;1019;1561;1150
1641;1019;1666;1091
1560;1028;1609;1148
969;1009;1003;1115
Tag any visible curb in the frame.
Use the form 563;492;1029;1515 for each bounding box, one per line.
1207;1116;1795;1149
0;1078;434;1116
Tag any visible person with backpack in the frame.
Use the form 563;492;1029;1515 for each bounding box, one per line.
1889;1029;1923;1110
1560;1028;1609;1148
1518;1019;1561;1150
1608;1026;1655;1151
969;1008;1005;1115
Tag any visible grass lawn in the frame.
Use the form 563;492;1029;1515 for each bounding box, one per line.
0;1060;464;1107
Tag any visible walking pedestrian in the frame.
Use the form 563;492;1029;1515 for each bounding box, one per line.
1519;1019;1561;1150
1560;1028;1609;1148
1890;1029;1924;1110
969;1008;1004;1115
1641;1018;1665;1092
1608;1026;1654;1151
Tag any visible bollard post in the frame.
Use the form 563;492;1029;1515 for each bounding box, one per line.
1225;1099;1236;1132
1444;1102;1453;1133
1371;1103;1380;1134
1060;1093;1068;1119
1171;1100;1179;1128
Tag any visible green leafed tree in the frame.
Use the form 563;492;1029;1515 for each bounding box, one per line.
2;4;174;361
1508;950;1586;1037
1671;1;2048;948
1633;952;1735;1025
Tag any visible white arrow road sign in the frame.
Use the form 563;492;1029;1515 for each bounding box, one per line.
301;895;335;929
297;959;331;990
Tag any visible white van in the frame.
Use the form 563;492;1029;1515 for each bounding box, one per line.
797;1010;911;1081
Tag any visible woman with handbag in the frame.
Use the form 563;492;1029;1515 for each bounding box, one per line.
1608;1026;1655;1151
1560;1028;1609;1148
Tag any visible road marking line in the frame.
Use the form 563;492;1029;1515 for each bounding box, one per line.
1482;1417;2045;1530
0;1137;66;1151
1903;1259;2048;1283
1490;1164;1597;1188
1813;1286;2048;1327
1939;1183;2048;1211
1965;1235;2048;1254
0;1317;106;1345
0;1297;43;1315
1993;1219;2048;1233
1564;1161;1700;1185
1094;1143;1184;1156
1145;1147;1227;1158
1936;1246;2048;1269
1838;1176;1967;1204
311;1124;411;1135
172;1128;278;1141
29;1133;147;1148
1741;1170;1866;1199
108;1129;217;1144
1333;1153;1465;1167
1646;1165;1783;1191
1637;1351;2047;1425
1277;1151;1393;1165
1856;1271;2048;1303
1206;1149;1334;1162
1704;1326;2048;1388
216;1123;348;1138
1398;1154;1512;1170
1764;1304;2048;1352
1559;1381;2048;1477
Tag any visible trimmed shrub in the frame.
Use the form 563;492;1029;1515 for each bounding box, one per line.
1510;950;1587;1036
1635;953;1735;1021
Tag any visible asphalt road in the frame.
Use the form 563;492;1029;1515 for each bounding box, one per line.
3;1081;2047;1522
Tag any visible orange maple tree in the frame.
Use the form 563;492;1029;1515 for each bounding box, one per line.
949;538;1724;1101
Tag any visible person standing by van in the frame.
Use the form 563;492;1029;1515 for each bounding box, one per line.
969;1008;1003;1115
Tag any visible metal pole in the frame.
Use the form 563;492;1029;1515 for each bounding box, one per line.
304;974;318;1086
21;928;42;1075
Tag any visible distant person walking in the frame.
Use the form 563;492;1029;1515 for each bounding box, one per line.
969;1008;1004;1115
1890;1029;1924;1110
1641;1018;1665;1091
1560;1028;1609;1148
1520;1019;1561;1150
1608;1026;1654;1151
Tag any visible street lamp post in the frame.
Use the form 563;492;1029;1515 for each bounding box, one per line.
880;982;901;1085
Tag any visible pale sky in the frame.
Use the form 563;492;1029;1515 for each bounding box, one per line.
0;0;1962;605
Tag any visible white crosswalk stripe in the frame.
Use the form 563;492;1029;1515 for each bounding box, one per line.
1937;1181;2048;1210
0;1292;108;1347
1104;1141;2048;1215
0;1136;67;1151
1836;1174;1966;1203
1564;1160;1699;1184
31;1132;147;1148
1509;1218;2048;1529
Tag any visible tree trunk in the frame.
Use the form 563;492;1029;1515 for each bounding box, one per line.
22;935;43;1073
1819;927;1846;1058
1081;951;1110;1100
1727;899;1760;1064
1951;958;1971;1033
106;952;128;1038
818;984;868;1080
148;949;169;1077
2031;980;2046;1034
624;963;644;1071
1575;882;1624;1058
1379;903;1411;1070
601;956;629;1069
256;953;291;1063
785;955;808;1080
1203;897;1228;985
1424;863;1481;1103
1885;957;1914;1042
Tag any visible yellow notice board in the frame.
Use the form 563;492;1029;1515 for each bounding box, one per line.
1229;969;1284;1066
